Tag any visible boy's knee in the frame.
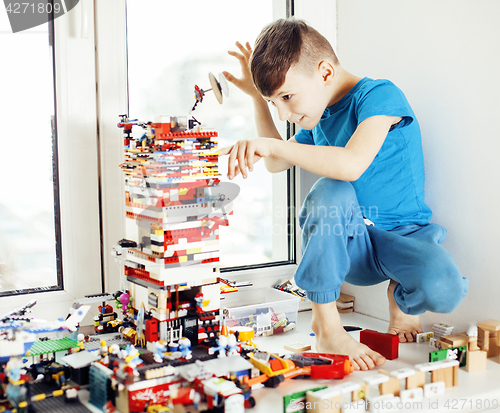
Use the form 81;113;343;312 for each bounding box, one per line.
301;179;356;216
420;260;468;313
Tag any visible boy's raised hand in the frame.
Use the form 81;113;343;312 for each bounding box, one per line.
219;138;274;180
223;41;260;99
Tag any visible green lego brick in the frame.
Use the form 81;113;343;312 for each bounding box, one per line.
429;345;467;367
283;386;328;413
27;338;79;356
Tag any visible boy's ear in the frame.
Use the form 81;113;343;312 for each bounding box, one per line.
318;61;335;84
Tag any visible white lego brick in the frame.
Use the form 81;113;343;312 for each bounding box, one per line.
414;359;458;372
390;367;416;379
193;251;219;261
343;400;366;412
166;239;219;252
424;381;445;397
367;394;400;413
170;189;179;201
364;373;390;385
331;381;361;394
400;387;423;402
308;387;341;399
162;220;202;230
416;332;434;343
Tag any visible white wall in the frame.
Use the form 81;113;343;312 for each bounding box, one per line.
335;0;500;332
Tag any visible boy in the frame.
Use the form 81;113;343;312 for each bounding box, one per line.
220;18;468;370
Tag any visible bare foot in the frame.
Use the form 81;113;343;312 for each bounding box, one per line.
387;280;423;343
316;328;386;371
311;301;386;371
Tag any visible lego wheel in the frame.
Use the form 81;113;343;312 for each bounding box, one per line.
245;396;256;408
209;72;224;104
263;374;285;388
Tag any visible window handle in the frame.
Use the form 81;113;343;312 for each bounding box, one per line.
81;0;90;39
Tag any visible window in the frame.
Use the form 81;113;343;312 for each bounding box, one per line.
0;10;60;296
1;1;103;322
125;0;295;271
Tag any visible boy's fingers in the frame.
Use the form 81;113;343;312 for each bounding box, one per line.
235;41;251;58
222;71;242;88
218;145;233;156
227;143;239;179
237;143;248;178
245;42;253;54
246;142;254;172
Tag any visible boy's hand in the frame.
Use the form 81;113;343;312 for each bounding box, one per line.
223;41;260;99
219;138;274;180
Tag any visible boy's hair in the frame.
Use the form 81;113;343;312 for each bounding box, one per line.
250;18;338;97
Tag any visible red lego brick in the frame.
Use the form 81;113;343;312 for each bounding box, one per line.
359;329;399;360
145;318;159;342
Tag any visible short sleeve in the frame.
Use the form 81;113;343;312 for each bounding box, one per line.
294;127;315;145
356;81;414;130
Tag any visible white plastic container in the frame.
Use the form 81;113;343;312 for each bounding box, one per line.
221;288;300;336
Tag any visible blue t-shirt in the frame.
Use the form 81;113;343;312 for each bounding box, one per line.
294;77;432;230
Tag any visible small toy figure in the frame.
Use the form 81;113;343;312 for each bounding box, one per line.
194;292;209;313
178;337;192;360
226;334;239;356
209;335;228;358
117;292;131;315
152;341;168;363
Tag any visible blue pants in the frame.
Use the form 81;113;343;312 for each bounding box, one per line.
295;178;468;315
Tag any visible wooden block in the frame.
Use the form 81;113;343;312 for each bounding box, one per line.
337;307;354;313
468;336;479;351
284;342;312;353
306;388;342;413
378;369;401;396
338;292;355;303
466;350;487;372
431;366;457;388
435;340;452;350
478;319;500;331
478;327;489;351
440;333;469;347
406;370;425;389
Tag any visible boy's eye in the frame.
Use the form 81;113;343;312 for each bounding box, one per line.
282;95;291;101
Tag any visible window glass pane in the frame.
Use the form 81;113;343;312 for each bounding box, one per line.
127;0;291;268
0;16;60;294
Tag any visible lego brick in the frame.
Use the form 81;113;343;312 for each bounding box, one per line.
359;329;399;360
429;346;467;367
416;331;434;343
424;381;445;397
466;350;487;372
400;387;423;403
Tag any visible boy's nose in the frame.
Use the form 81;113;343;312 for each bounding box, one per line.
277;106;291;122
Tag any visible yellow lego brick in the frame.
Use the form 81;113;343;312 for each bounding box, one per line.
179;256;188;263
187;248;202;254
154;229;164;235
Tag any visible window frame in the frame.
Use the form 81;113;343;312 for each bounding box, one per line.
0;0;103;322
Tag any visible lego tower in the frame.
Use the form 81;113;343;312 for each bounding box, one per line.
115;115;232;346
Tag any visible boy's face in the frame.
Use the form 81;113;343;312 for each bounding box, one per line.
264;64;332;131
